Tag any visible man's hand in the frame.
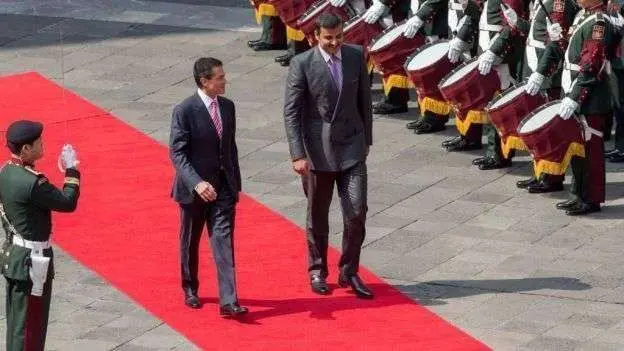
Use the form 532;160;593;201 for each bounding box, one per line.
525;72;545;95
403;16;424;38
329;0;347;6
501;4;518;28
478;50;498;75
447;37;468;63
547;22;563;41
292;158;310;176
363;1;387;24
195;181;217;202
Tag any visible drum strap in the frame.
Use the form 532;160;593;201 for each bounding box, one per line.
527;37;546;49
564;63;581;71
450;2;463;10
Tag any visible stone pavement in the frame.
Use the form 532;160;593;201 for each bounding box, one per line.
1;1;624;350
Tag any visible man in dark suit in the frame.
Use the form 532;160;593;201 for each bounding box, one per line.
169;57;247;317
283;13;374;299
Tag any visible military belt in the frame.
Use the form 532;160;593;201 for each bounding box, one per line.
527;37;545;49
12;235;50;255
450;3;463;10
564;63;581;71
479;23;503;32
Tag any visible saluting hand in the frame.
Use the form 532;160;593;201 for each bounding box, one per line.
195;181;218;202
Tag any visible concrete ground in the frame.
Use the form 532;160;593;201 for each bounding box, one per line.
0;1;624;350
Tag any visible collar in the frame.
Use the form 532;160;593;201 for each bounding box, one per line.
8;155;34;168
318;46;342;63
197;88;218;107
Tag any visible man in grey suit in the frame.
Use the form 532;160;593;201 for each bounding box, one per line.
169;57;248;317
283;13;374;299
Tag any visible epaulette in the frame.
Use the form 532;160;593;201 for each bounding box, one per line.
23;166;42;176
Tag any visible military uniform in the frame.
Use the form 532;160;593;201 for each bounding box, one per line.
0;121;81;350
517;0;579;191
607;2;624;162
249;0;288;51
544;4;617;214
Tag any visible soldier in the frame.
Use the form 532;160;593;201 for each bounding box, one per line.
249;0;288;51
403;0;452;134
470;0;530;170
0;120;81;350
519;0;580;192
363;0;412;114
606;1;624;162
547;0;618;215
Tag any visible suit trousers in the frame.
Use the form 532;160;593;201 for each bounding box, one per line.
302;162;367;278
179;172;237;306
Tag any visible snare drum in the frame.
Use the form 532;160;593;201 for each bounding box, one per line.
517;100;586;177
273;0;316;29
297;0;350;44
368;22;425;77
486;83;548;158
343;14;384;53
404;40;459;102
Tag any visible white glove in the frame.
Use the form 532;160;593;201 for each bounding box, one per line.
547;22;563;41
558;97;579;120
501;4;518;28
403;16;424;38
447;37;469;63
478;50;498;75
329;0;347;6
525;72;545;95
363;1;387;23
60;144;79;169
613;14;624;29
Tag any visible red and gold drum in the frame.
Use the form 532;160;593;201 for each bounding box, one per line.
343;14;384;53
486;83;548;158
368;22;425;76
438;57;501;115
297;0;350;44
273;0;316;29
517;100;586;177
404;40;459;102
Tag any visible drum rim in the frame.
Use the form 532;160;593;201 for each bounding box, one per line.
344;13;365;30
517;99;563;135
485;82;548;112
438;56;478;89
300;0;333;21
368;21;408;53
403;40;450;72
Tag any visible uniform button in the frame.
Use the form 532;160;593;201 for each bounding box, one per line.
4;264;7;269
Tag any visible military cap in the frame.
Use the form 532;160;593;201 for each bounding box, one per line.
6;120;43;145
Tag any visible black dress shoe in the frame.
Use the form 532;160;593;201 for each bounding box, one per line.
608;151;624;163
556;198;579;210
406;119;423;129
605;148;620;157
373;102;408;114
220;303;249;317
565;202;601;216
445;138;482;151
338;274;374;299
184;294;201;309
247;39;263;47
252;42;288;51
310;274;330;295
275;53;292;63
527;181;564;193
441;135;462;147
279;57;292;66
516;177;538;189
478;157;512;170
414;121;446;134
472;156;489;166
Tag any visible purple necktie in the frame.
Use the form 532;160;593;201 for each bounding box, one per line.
328;55;342;92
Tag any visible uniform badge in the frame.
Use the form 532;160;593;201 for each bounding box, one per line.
592;24;605;40
553;0;564;12
37;177;48;185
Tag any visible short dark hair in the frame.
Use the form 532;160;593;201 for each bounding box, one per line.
7;140;33;154
193;57;223;87
314;13;343;35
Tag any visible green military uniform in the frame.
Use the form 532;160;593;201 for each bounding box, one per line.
249;0;287;51
540;4;617;214
474;0;530;170
372;0;412;114
1;121;81;350
607;2;624;161
514;0;579;191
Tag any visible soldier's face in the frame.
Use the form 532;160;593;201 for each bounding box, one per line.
200;66;226;96
315;26;343;55
22;137;43;161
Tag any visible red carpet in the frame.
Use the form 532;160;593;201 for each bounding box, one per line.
0;72;489;350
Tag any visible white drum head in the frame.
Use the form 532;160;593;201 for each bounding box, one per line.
519;103;561;133
440;60;478;88
370;23;406;52
489;85;525;110
407;42;449;71
345;16;364;32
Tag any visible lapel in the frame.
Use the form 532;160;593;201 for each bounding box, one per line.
192;92;220;143
313;47;339;105
331;46;356;121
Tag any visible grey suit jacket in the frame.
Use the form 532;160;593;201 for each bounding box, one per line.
169;93;241;204
283;44;373;172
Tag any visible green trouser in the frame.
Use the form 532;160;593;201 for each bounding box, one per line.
260;15;286;45
287;38;309;56
420;111;449;128
483;124;510;162
5;270;53;350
